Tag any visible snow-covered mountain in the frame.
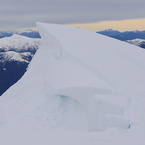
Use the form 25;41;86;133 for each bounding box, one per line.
0;23;145;145
97;29;145;41
126;38;145;48
0;34;40;96
97;29;121;36
0;34;40;52
0;28;40;38
97;29;145;49
0;51;33;63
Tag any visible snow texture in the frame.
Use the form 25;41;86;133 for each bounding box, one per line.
0;22;145;145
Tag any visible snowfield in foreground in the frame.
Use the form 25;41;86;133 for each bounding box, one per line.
0;23;145;145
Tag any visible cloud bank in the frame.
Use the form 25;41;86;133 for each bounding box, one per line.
0;0;145;28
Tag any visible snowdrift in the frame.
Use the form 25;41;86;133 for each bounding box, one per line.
0;22;145;145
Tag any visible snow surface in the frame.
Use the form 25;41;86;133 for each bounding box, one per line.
0;22;145;145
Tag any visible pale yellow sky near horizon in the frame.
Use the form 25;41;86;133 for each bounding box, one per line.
69;19;145;32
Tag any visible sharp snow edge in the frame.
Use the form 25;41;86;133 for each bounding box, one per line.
0;22;145;145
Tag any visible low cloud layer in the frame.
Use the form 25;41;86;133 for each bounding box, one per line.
0;0;145;28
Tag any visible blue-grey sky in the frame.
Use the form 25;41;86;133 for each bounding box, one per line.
0;0;145;29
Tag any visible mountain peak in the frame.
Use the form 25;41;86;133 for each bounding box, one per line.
97;29;121;36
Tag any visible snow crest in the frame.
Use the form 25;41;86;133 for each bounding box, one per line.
36;22;131;131
0;23;145;144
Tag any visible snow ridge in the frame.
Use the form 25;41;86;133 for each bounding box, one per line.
0;23;145;145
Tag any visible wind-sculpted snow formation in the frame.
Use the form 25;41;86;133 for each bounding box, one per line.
0;23;145;145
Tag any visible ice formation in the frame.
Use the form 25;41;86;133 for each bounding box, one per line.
37;22;131;131
0;22;145;145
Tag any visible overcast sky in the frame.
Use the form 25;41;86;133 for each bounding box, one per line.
0;0;145;29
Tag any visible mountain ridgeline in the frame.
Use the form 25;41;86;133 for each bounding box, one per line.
0;33;41;95
0;29;41;39
97;29;145;49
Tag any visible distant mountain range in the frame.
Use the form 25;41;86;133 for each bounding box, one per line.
126;39;145;48
0;34;40;95
97;29;121;37
97;29;145;41
97;29;145;49
0;28;41;38
0;34;40;52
